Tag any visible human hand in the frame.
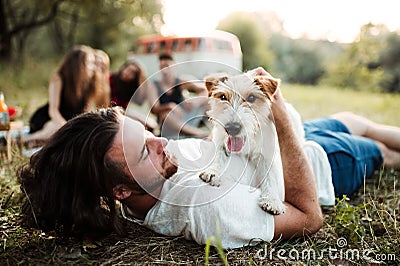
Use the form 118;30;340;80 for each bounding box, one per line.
251;67;283;110
252;67;273;77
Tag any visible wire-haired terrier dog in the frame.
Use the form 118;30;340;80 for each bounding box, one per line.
199;70;303;215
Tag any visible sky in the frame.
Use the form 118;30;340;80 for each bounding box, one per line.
161;0;399;43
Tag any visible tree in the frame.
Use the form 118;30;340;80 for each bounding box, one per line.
0;0;65;60
0;0;163;62
217;11;328;84
269;35;326;84
217;12;274;71
373;32;400;93
321;23;389;92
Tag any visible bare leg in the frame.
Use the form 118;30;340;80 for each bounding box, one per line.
24;121;59;142
331;112;400;168
374;141;400;168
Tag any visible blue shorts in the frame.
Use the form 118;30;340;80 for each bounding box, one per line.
303;118;383;197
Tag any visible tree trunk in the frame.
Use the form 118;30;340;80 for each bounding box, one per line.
0;0;64;61
0;0;12;60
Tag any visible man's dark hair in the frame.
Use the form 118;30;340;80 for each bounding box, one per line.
18;107;134;239
158;52;173;61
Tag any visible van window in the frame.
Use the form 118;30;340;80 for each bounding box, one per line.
198;38;207;51
147;42;156;53
172;39;180;51
213;40;231;51
184;39;192;51
159;40;166;52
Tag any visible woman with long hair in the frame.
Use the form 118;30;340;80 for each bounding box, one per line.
110;60;147;109
110;60;158;131
26;45;107;142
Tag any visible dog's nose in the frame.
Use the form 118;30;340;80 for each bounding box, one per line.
225;122;242;136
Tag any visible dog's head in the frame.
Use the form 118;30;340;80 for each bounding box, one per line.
204;71;280;153
205;72;279;101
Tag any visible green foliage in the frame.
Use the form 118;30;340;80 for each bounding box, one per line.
333;196;366;242
204;219;228;266
375;32;400;93
70;0;163;64
217;12;274;71
283;83;400;126
0;57;55;121
321;23;400;93
218;13;400;92
269;35;327;84
218;11;341;85
1;0;163;66
320;53;385;92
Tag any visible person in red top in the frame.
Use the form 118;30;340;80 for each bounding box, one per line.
109;60;157;131
110;60;147;109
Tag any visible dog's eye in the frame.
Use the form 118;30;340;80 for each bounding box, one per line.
246;95;257;103
219;94;227;101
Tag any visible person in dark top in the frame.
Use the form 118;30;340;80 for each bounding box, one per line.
154;77;184;105
147;52;209;138
26;45;108;142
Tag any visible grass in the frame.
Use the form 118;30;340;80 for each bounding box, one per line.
283;83;400;127
0;63;399;264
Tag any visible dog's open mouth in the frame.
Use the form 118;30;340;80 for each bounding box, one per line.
227;136;246;152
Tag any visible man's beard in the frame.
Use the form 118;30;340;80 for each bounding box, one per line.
162;151;178;179
135;151;178;195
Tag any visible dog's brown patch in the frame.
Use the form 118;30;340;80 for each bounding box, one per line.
212;91;232;102
205;74;228;96
254;76;280;100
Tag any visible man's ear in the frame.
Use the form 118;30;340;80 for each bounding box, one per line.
204;74;228;96
113;184;133;200
254;75;281;100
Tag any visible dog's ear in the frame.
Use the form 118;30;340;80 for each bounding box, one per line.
204;74;228;96
254;75;281;100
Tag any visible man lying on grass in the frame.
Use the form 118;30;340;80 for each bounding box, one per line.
18;70;400;249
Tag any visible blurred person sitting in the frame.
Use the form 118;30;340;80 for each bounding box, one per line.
25;45;109;143
110;60;147;109
147;52;209;139
109;60;157;131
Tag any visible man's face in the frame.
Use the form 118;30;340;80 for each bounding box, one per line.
159;58;172;70
159;59;174;78
120;64;138;82
108;117;177;195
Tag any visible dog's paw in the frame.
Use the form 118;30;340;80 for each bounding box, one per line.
199;170;221;187
258;195;286;215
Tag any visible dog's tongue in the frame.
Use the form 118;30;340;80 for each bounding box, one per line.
227;136;244;152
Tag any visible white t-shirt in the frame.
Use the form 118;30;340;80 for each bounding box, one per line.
122;138;334;249
303;140;335;206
